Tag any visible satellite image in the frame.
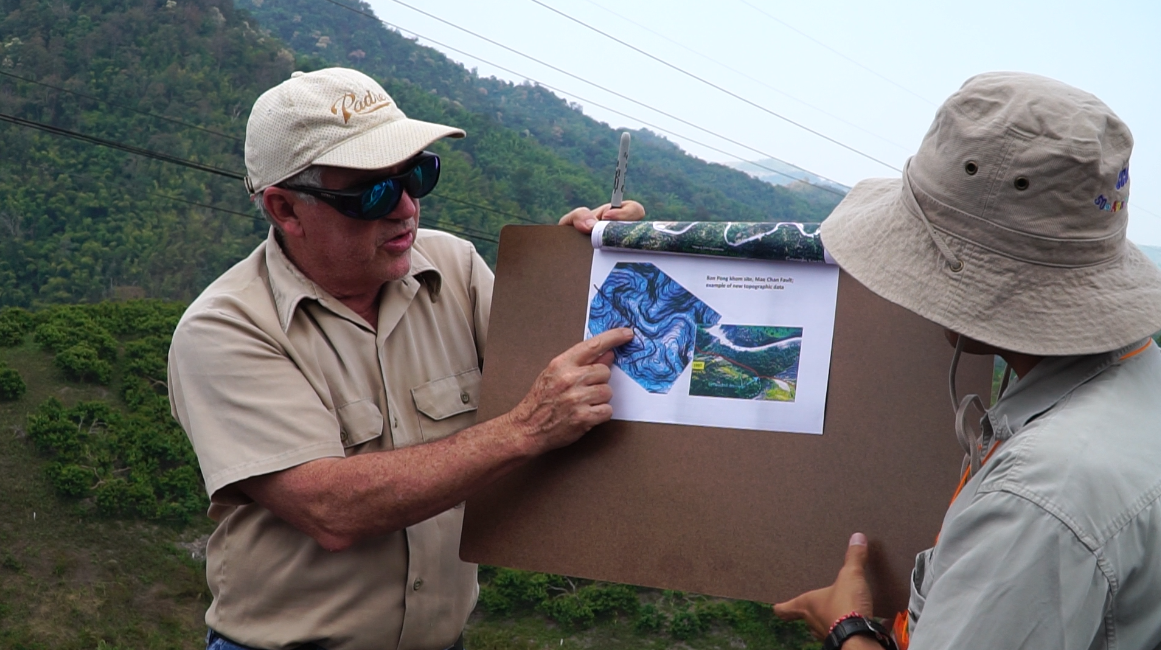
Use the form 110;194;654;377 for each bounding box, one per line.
598;221;827;263
588;262;721;394
689;325;803;401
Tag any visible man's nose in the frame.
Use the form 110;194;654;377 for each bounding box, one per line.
388;190;418;220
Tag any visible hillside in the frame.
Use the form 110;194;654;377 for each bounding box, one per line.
0;0;839;310
0;302;816;649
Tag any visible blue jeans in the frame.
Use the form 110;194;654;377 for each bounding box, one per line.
206;629;327;650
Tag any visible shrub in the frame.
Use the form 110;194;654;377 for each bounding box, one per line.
669;607;706;640
47;463;94;498
55;344;114;384
634;603;665;635
0;307;33;347
541;592;595;630
0;364;25;400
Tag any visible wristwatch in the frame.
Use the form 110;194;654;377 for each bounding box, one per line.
822;615;897;650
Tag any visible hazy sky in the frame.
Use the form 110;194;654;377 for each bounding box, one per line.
363;0;1161;244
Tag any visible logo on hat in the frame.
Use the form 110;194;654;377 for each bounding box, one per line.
330;89;392;124
1094;167;1130;212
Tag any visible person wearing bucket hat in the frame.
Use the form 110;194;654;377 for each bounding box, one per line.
773;72;1161;650
167;67;642;650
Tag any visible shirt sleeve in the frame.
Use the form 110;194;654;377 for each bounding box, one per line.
910;490;1110;650
469;245;494;368
168;308;345;504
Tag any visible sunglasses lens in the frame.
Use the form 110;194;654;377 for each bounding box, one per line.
406;154;441;199
357;179;403;220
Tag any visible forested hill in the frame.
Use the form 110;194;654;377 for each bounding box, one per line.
240;0;843;224
0;0;840;309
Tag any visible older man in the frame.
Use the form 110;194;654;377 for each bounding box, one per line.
167;68;640;650
773;73;1161;650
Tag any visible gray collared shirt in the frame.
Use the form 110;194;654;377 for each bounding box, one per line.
908;339;1161;650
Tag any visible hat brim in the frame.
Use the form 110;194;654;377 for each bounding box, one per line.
313;117;464;171
820;178;1161;356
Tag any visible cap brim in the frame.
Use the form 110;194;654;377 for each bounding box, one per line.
312;117;464;171
820;178;1161;355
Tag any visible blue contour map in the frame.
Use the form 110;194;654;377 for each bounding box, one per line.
588;262;721;394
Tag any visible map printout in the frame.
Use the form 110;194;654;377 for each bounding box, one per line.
585;221;840;435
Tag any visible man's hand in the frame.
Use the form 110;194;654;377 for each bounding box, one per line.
558;200;645;234
773;533;875;639
505;327;634;455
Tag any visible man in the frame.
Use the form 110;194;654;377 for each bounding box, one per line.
167;67;641;650
773;72;1161;650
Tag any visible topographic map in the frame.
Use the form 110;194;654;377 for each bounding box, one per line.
690;326;802;401
588;262;721;394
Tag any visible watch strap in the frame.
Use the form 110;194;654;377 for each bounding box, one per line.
822;615;897;650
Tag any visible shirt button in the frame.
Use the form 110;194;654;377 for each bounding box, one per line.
413;578;423;591
340;431;349;444
460;391;470;404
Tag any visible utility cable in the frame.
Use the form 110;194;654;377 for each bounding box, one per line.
527;0;900;172
0;110;246;180
0;69;243;142
326;0;849;197
734;0;937;107
576;0;912;154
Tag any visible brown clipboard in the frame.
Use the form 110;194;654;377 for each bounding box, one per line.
461;225;992;616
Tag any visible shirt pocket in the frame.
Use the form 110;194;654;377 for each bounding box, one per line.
411;368;481;443
335;398;385;452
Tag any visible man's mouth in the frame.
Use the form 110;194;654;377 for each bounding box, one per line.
380;228;415;254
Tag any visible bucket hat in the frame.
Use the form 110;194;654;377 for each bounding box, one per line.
821;71;1161;356
244;67;465;194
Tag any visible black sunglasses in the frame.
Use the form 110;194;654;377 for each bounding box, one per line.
282;151;441;221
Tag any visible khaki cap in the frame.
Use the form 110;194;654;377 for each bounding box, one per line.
821;72;1161;356
244;67;465;193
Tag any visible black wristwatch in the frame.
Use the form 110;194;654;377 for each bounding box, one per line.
822;615;897;650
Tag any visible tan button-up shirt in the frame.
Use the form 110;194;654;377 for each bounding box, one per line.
168;229;493;650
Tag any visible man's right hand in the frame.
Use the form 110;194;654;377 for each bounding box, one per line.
505;327;634;455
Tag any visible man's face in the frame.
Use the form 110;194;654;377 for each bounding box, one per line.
290;163;419;294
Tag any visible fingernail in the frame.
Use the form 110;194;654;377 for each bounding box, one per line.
585;216;597;229
849;532;867;546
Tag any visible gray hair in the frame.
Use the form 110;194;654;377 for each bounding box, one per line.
253;166;325;233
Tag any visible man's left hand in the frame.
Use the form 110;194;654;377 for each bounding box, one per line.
558;200;645;234
773;532;875;639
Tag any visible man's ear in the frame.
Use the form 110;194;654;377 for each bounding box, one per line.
263;188;306;238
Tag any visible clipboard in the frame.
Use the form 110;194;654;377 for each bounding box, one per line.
461;225;993;615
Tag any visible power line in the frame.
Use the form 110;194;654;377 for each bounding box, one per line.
328;0;849;197
0;69;243;142
576;0;912;155
528;0;901;172
0;110;246;179
734;0;938;108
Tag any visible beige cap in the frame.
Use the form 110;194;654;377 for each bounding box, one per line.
244;67;465;193
821;72;1161;356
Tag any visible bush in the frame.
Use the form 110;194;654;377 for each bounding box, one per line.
0;307;33;347
47;463;94;498
55;344;114;384
0;364;25;400
669;607;706;640
634;603;665;634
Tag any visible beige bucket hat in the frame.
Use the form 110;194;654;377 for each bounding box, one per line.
244;67;465;194
821;71;1161;356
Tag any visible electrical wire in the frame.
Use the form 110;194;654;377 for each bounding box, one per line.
0;69;244;142
0;110;246;179
733;0;937;107
326;0;849;197
528;0;901;172
575;0;913;155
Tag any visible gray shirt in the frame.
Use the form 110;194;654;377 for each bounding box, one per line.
908;339;1161;650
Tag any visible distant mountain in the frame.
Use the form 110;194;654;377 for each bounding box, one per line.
1139;244;1161;268
727;158;850;195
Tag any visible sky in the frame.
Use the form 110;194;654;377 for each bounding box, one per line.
363;0;1161;245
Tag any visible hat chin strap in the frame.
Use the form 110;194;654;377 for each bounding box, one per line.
902;159;965;273
949;335;987;476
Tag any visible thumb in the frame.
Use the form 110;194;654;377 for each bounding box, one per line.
843;532;868;572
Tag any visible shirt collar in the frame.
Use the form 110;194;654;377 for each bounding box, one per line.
987;339;1152;441
264;229;443;333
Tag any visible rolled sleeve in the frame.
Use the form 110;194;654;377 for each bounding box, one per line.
168;308;345;503
912;490;1109;650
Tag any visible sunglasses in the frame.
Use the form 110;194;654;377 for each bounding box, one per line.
282;151;441;221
